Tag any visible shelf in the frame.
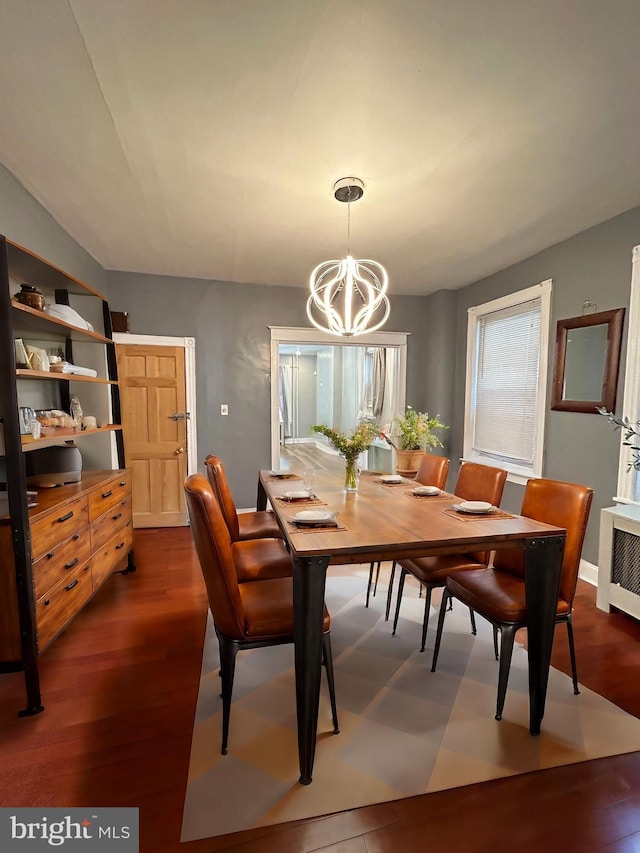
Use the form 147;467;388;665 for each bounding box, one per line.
16;369;116;385
21;425;122;451
7;240;106;300
11;302;112;344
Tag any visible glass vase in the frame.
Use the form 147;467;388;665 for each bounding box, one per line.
344;458;360;492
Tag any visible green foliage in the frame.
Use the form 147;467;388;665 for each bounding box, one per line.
390;406;448;451
312;419;381;462
598;408;640;470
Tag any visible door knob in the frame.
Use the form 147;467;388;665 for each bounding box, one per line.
175;447;185;455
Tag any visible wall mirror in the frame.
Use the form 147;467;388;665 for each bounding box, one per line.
551;307;625;413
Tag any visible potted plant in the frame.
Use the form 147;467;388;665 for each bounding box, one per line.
312;419;381;491
382;406;448;476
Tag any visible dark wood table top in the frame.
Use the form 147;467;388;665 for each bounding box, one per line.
260;466;565;564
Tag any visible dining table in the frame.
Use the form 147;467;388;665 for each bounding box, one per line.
257;462;566;785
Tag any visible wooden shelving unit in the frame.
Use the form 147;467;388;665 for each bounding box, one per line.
0;234;134;716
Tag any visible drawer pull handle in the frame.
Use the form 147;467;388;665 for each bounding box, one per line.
119;481;126;487
112;512;122;521
65;579;79;592
57;511;74;523
46;551;55;560
73;534;79;541
64;557;79;570
102;490;113;499
44;599;50;606
115;541;125;550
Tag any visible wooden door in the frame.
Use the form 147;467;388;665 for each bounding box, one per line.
116;344;188;527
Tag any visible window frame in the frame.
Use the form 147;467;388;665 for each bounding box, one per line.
462;279;553;485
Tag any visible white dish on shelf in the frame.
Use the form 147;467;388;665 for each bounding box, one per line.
455;500;494;514
293;510;332;523
413;485;441;496
381;474;402;484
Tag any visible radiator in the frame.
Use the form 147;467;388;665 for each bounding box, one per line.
612;528;640;596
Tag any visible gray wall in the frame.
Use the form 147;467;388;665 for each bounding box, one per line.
435;205;640;563
106;270;432;507
0;164;107;293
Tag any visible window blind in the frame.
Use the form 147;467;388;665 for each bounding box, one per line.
472;297;542;466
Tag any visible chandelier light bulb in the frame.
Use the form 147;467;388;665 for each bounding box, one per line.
307;178;391;338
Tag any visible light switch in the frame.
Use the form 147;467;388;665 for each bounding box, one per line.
220;404;228;416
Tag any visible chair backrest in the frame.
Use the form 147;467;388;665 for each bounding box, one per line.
454;461;508;506
415;454;450;490
493;478;593;608
204;454;240;541
184;473;246;639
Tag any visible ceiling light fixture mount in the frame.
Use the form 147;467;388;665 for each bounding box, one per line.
307;177;390;338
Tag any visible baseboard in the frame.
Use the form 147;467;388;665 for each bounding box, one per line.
579;558;598;587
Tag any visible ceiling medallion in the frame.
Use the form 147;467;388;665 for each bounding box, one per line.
307;178;390;338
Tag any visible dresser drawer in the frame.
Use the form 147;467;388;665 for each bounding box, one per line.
35;560;93;652
32;526;91;600
88;472;131;520
30;497;89;561
92;521;133;591
91;495;132;553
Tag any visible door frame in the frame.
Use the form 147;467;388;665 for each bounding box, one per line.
269;326;408;468
112;333;198;477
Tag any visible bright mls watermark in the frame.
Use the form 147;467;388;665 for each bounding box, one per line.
0;808;138;850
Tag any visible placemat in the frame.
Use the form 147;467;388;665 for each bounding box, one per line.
443;507;516;522
377;478;414;486
268;473;302;480
404;490;456;501
276;496;327;506
286;521;347;534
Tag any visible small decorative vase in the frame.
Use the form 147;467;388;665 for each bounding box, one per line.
344;457;360;492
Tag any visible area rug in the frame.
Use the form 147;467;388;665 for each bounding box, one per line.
181;568;640;842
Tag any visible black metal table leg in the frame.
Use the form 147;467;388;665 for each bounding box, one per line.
292;553;330;785
256;477;268;511
524;534;566;735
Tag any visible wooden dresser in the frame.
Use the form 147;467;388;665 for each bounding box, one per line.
0;470;132;658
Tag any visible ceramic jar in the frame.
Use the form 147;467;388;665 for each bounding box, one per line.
13;283;45;310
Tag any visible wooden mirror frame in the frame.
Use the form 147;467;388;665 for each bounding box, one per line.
551;307;625;413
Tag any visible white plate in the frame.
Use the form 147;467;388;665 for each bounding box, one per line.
413;485;441;496
285;490;310;500
381;474;402;484
293;510;332;523
456;500;494;514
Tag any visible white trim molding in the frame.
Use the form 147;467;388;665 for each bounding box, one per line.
614;244;640;504
112;333;197;476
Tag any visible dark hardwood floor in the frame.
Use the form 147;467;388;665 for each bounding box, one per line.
2;527;640;852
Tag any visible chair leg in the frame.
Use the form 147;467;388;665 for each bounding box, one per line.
392;568;408;635
322;633;340;734
495;624;517;721
492;624;499;660
565;615;580;695
373;561;381;596
420;585;434;652
384;561;397;621
469;608;477;635
217;634;239;755
365;561;375;607
431;588;451;672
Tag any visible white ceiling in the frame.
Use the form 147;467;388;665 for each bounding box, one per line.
0;0;639;296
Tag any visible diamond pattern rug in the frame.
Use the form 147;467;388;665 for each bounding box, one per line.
181;567;640;842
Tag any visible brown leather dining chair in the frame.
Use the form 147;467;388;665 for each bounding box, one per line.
366;454;451;619
392;461;508;652
431;477;593;721
205;453;284;541
185;473;339;754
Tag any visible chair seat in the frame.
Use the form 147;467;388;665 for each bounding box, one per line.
232;537;292;583
238;510;283;541
399;553;485;585
448;568;572;625
240;577;330;639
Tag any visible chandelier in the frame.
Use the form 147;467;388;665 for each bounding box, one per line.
307;178;390;337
